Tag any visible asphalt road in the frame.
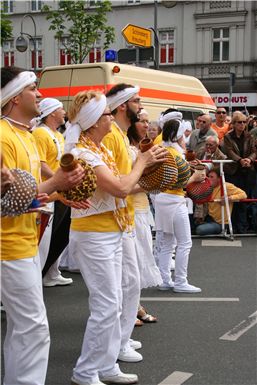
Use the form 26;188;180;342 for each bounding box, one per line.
1;236;257;385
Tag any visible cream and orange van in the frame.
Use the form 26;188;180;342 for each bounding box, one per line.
38;62;216;125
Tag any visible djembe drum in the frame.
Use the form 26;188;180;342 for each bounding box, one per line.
137;138;178;193
1;168;38;217
58;153;97;201
186;164;213;203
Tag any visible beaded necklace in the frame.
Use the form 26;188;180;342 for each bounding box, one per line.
79;132;131;232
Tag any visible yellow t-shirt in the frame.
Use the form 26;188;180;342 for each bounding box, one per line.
0;119;41;260
208;183;247;224
70;143;121;233
103;122;135;228
154;132;162;145
32;126;64;179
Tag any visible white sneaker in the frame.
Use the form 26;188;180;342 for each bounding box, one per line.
129;338;142;350
158;282;174;291
100;372;138;384
71;377;104;385
173;283;201;293
43;275;73;287
118;347;143;362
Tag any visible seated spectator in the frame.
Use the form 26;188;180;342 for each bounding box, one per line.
223;112;256;233
197;135;227;171
195;169;247;236
188;114;217;157
148;120;161;141
211;107;229;142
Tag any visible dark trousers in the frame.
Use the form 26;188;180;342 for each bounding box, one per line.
42;201;71;277
225;169;257;233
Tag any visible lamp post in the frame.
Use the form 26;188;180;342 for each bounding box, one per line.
16;14;38;72
153;0;177;70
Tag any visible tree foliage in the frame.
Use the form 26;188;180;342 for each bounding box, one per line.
42;0;115;64
1;12;13;46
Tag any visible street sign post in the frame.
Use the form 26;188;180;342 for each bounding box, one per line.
122;24;152;47
118;47;154;64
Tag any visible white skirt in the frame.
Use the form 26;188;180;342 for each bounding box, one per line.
134;209;162;289
155;193;186;234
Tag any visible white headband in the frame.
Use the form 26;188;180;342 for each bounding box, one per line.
174;120;188;141
65;94;107;150
107;86;140;112
39;98;63;119
158;111;183;130
1;71;37;108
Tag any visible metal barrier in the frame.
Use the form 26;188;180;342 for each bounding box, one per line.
196;159;257;240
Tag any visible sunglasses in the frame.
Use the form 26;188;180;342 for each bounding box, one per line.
102;112;113;116
198;120;207;124
216;111;226;114
235;120;246;124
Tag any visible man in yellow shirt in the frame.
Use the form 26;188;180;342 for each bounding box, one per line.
33;98;72;287
195;169;246;235
104;84;144;363
1;67;86;385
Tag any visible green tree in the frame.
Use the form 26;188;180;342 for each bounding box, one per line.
42;0;115;64
1;12;13;46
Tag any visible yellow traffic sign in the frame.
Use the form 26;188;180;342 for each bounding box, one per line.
122;24;152;48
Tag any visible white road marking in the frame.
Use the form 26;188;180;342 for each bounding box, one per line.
141;297;239;302
219;310;257;341
201;239;242;247
158;371;193;385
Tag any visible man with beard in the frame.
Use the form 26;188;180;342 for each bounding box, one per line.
103;84;144;363
0;67;87;385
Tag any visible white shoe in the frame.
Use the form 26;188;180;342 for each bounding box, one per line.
71;377;104;385
129;338;142;350
100;372;138;384
43;275;73;287
118;347;143;362
173;283;201;293
158;282;174;291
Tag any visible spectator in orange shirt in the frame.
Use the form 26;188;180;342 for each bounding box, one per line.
211;107;229;142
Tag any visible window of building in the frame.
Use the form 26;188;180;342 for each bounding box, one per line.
3;40;14;67
212;28;229;62
128;0;140;4
89;0;101;5
159;30;175;65
88;36;102;63
30;38;43;70
31;0;42;11
3;0;14;13
59;37;71;65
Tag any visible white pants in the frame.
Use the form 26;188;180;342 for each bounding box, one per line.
1;255;50;385
120;231;141;351
155;197;192;286
71;231;123;384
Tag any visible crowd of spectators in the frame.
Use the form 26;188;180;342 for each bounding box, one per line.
154;108;257;235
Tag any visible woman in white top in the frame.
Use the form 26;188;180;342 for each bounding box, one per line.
127;110;162;324
155;109;202;293
65;91;167;385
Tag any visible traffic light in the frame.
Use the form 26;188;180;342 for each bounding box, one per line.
105;50;117;62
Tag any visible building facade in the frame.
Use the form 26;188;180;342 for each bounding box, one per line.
2;0;257;113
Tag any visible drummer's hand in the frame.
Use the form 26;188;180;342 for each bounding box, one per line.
1;166;15;195
26;193;49;213
58;195;91;209
138;145;168;167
